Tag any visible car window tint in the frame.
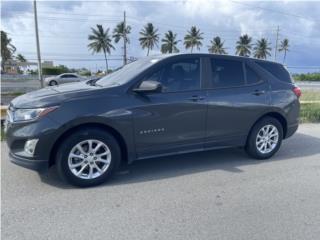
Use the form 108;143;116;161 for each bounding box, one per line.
145;58;200;92
246;65;261;84
62;74;76;78
210;58;244;88
256;61;291;83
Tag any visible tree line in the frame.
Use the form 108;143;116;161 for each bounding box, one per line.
88;22;290;71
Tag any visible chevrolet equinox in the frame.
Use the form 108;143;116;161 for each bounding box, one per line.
5;54;301;187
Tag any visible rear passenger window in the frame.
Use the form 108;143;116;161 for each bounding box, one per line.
246;65;261;84
256;61;292;83
210;59;245;88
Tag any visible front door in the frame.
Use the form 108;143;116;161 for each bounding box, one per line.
132;57;207;158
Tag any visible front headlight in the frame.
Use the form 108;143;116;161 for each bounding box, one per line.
11;106;58;122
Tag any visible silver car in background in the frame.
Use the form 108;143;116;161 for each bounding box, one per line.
44;73;85;86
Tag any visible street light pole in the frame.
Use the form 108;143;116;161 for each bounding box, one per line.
33;0;43;88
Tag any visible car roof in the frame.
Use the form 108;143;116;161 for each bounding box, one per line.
149;53;283;66
60;73;79;75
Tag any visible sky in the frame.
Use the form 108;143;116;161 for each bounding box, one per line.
1;0;320;73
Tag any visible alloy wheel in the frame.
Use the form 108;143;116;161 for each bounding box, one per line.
255;124;279;154
68;139;111;179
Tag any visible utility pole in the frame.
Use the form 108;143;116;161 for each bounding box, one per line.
123;11;127;66
33;0;43;88
274;26;280;62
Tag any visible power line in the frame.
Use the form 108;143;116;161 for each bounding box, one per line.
231;1;320;23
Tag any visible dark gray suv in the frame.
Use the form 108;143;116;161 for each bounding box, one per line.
5;54;301;187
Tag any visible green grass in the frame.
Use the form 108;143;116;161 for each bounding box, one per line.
300;90;320;102
1;92;24;97
300;103;320;123
299;91;320;122
1;126;6;141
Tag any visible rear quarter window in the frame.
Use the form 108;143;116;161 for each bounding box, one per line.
256;61;292;83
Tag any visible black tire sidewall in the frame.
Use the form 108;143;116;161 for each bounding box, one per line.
246;117;283;159
56;128;121;187
49;81;57;86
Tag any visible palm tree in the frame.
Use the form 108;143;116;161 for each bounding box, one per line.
161;30;180;54
235;34;252;57
253;38;272;59
139;23;159;56
208;36;227;54
16;54;28;73
88;24;114;72
1;30;16;72
278;38;289;63
16;54;26;62
184;26;203;53
113;21;131;65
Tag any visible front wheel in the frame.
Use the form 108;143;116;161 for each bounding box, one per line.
245;117;283;160
56;128;121;187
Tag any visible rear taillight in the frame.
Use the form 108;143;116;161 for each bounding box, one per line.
293;86;301;98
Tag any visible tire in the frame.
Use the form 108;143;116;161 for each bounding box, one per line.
245;117;283;160
56;128;121;187
49;80;58;86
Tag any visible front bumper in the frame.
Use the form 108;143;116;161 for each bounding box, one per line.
5;114;61;173
9;152;49;172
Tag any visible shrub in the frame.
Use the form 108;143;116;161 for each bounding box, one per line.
293;72;320;81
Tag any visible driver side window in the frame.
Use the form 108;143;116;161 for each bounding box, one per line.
144;58;200;92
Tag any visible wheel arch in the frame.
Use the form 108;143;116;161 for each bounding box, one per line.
49;122;129;167
247;111;288;141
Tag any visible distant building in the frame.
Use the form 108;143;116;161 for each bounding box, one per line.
3;60;54;74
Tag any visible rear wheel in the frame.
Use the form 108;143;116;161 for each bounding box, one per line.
56;128;121;187
245;117;283;159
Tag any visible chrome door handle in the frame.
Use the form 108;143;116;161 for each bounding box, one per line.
188;96;205;101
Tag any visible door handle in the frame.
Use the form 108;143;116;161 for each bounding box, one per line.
188;96;205;101
252;90;265;96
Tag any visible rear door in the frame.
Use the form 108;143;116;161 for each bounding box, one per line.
204;57;270;148
132;56;207;158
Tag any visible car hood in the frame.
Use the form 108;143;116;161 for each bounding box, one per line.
11;82;114;108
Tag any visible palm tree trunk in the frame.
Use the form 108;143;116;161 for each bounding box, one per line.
191;45;193;53
103;50;108;72
1;61;5;73
283;50;287;64
147;47;150;56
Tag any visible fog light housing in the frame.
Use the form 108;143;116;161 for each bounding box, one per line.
24;139;39;156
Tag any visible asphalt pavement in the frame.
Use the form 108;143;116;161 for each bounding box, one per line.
1;124;320;240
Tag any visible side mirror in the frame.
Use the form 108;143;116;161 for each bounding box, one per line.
133;80;162;93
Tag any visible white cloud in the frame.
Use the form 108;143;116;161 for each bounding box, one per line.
1;0;320;72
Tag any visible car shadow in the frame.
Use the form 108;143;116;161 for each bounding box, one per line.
39;133;320;189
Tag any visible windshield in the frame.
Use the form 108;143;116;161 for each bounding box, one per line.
96;57;161;87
